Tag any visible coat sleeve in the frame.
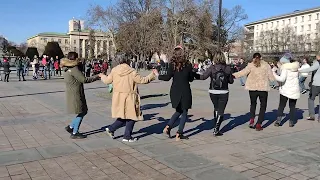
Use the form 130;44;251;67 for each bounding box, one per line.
158;64;174;81
233;65;251;78
188;65;194;82
299;61;319;73
133;71;156;84
199;65;212;80
267;65;275;82
71;67;99;83
273;69;287;82
100;71;113;84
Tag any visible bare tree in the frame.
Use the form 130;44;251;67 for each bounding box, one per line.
88;29;96;59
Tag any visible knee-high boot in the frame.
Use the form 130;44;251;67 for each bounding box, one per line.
213;115;223;136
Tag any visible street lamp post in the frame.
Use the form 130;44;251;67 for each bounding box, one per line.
217;0;222;49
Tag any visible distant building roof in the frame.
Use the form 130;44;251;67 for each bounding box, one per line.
245;6;320;26
27;32;69;40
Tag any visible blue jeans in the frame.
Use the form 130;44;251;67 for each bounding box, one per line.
70;112;87;134
43;67;48;79
240;76;246;86
167;104;188;133
108;119;135;139
299;76;307;92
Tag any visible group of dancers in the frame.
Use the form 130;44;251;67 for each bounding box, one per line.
61;46;320;142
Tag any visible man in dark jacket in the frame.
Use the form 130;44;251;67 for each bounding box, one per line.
17;57;26;81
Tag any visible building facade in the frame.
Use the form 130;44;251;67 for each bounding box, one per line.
27;19;115;59
244;7;320;57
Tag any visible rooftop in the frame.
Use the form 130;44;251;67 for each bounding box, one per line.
27;32;69;40
245;6;320;26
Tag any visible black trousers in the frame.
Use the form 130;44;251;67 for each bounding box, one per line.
18;69;25;81
249;91;268;124
209;93;229;116
277;94;297;122
4;72;9;82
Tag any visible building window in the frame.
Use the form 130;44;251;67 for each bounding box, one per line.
44;38;47;43
282;20;285;25
308;24;311;31
316;23;319;30
65;47;69;51
74;47;76;51
261;24;264;30
302;16;304;22
58;39;61;43
316;33;319;37
294;26;297;32
317;13;319;20
74;40;76;44
288;19;291;24
65;39;68;44
277;21;279;26
295;17;297;23
301;25;304;32
51;38;54;42
307;34;311;39
309;15;312;21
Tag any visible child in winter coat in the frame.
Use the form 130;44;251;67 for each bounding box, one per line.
272;53;300;127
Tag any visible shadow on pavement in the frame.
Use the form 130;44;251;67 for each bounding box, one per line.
140;102;170;111
140;94;168;100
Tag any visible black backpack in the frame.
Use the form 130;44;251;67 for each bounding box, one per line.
211;66;228;90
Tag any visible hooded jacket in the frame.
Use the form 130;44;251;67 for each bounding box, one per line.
273;62;300;99
100;63;155;121
61;58;99;114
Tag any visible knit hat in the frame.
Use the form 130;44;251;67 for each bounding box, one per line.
280;53;293;63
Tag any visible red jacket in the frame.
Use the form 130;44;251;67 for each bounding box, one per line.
54;61;59;70
102;62;108;71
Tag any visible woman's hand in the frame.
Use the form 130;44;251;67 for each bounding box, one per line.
98;73;104;78
153;69;159;76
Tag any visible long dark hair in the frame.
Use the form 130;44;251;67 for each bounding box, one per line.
252;53;262;67
171;47;189;71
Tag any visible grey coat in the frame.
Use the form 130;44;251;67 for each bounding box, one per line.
61;58;99;114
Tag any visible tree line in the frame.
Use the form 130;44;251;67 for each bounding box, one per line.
87;0;247;61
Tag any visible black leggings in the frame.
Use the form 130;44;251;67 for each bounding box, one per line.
249;91;268;124
209;93;229;116
4;72;9;82
277;94;297;122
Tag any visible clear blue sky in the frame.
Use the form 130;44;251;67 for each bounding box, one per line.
1;0;320;44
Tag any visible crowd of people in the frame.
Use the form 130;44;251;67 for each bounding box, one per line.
60;45;320;142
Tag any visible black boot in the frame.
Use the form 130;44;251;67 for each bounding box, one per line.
213;115;223;136
65;126;73;134
289;120;294;127
274;116;282;127
70;133;87;139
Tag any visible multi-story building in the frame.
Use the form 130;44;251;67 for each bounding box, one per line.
244;6;320;57
27;19;115;59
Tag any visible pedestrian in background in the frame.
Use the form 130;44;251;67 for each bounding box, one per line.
31;55;39;80
3;57;10;82
17;57;26;81
298;57;310;94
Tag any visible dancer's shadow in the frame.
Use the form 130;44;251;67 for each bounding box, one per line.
278;108;304;126
141;102;170;111
185;114;231;137
219;113;250;133
140;94;168;100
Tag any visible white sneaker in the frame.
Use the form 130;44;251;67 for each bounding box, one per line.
105;128;115;139
122;138;138;142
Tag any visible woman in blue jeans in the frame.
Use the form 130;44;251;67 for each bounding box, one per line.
62;52;100;139
159;46;195;141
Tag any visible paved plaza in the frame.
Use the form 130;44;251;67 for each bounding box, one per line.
0;71;320;180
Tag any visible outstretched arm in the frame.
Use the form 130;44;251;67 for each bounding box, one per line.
299;60;319;73
233;65;251;78
273;69;287;82
133;71;156;84
100;71;113;84
71;67;99;83
158;64;174;81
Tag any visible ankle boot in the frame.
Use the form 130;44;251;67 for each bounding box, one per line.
289;120;294;127
176;132;189;141
274;116;282;127
255;123;263;131
249;118;255;128
213;115;223;136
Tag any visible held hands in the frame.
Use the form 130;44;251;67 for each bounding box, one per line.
98;73;104;78
272;67;277;72
153;69;159;76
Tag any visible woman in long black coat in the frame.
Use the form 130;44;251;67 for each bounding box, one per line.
158;46;194;141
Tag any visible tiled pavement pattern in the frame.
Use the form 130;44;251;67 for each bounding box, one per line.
1;72;320;179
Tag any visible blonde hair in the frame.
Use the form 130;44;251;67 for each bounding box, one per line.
213;51;226;64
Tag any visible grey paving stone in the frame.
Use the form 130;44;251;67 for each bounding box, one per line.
136;142;182;157
261;135;308;148
36;143;84;158
189;166;249;180
0;148;43;166
265;150;320;166
75;137;125;151
162;153;212;170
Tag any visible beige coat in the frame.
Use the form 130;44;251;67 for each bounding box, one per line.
101;64;155;121
233;60;275;91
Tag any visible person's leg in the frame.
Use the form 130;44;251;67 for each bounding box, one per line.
5;73;9;82
21;69;25;81
308;86;319;119
256;91;268;130
249;91;258;127
288;98;297;126
299;77;307;93
44;67;47;79
167;106;183;128
18;69;21;81
214;93;229;135
108;118;126;132
123;120;136;140
177;109;188;134
209;93;219;121
70;112;87;134
275;94;288;126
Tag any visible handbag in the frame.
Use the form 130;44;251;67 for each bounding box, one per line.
108;84;113;93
